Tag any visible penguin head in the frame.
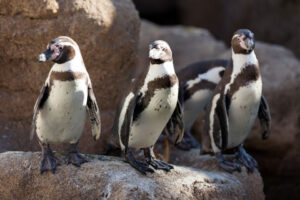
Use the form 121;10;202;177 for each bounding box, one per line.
231;29;255;54
149;40;173;63
38;36;81;64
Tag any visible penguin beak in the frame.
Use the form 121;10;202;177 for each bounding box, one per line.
38;48;54;62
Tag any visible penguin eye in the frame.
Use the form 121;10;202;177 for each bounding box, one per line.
55;45;63;50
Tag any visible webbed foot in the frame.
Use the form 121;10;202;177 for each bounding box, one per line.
40;144;62;174
144;147;173;172
125;148;154;175
66;143;88;167
216;152;241;173
66;153;88;167
235;146;258;173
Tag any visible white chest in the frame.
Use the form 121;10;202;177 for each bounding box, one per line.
227;79;262;148
184;89;213;130
128;83;179;148
36;79;88;144
183;67;225;130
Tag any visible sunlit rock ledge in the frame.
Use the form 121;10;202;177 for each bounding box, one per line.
0;151;264;200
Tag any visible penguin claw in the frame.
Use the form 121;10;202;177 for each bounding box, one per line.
40;152;62;174
221;160;242;173
236;146;258;173
66;153;88;167
216;152;241;173
125;149;154;175
133;160;155;175
147;159;173;172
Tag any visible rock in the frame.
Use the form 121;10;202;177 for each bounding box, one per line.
0;0;140;153
177;0;300;58
0;151;264;200
133;0;300;58
138;20;227;72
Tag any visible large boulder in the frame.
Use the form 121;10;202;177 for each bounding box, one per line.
0;151;264;200
0;0;140;153
177;0;300;58
133;0;300;58
137;20;227;72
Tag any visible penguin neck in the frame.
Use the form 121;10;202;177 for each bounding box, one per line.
51;54;86;73
147;61;175;80
231;49;258;75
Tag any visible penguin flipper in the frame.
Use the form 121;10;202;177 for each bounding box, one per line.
215;94;229;150
30;84;50;140
87;85;101;141
258;95;271;140
163;100;184;145
118;92;140;148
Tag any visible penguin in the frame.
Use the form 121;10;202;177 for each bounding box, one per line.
112;40;184;175
174;59;229;150
205;29;271;173
31;36;101;174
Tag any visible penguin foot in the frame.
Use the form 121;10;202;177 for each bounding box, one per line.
66;152;88;167
235;146;258;173
125;149;154;175
144;147;173;172
216;152;241;173
40;149;62;174
147;159;173;172
175;132;200;151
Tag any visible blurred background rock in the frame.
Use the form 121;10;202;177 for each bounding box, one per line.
134;0;300;58
0;0;299;199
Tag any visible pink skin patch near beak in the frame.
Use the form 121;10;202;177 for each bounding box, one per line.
239;35;248;50
50;44;60;60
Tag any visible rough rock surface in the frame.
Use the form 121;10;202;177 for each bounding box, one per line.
0;0;140;153
0;151;264;200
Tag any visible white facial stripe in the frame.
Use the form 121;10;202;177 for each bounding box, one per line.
232;34;240;39
58;42;76;48
209;94;221;153
186;67;224;90
118;92;135;150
